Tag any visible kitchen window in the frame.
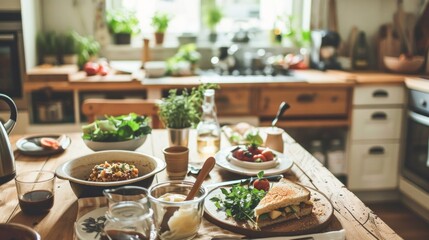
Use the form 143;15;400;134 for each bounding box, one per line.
106;0;311;46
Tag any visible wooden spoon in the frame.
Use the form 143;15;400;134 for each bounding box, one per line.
159;156;216;234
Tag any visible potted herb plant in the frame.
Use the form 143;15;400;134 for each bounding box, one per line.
204;5;223;42
36;31;59;65
158;83;219;146
58;31;80;65
151;12;171;45
106;9;140;45
166;43;201;76
76;36;100;69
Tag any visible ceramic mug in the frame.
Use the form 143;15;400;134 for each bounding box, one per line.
162;146;189;178
264;127;284;153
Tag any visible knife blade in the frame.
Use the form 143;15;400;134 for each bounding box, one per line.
211;229;346;240
205;174;284;190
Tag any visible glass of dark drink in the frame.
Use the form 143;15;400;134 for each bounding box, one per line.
15;170;55;215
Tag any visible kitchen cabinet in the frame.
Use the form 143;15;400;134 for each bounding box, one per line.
257;86;352;127
348;84;405;190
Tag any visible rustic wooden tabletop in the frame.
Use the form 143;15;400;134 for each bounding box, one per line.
0;129;400;240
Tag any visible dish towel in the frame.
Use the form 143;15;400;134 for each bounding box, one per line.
74;197;244;240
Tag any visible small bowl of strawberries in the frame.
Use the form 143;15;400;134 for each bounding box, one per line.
228;144;279;170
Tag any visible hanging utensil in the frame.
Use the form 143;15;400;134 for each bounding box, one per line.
272;102;290;127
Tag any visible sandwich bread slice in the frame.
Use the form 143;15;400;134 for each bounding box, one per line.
254;178;313;228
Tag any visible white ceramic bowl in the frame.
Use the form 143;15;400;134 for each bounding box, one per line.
83;135;147;151
384;56;424;74
56;150;166;198
227;150;279;170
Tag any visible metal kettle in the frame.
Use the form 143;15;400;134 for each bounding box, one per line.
0;94;17;184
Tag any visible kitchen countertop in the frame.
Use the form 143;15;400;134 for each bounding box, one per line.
23;68;414;92
405;77;429;92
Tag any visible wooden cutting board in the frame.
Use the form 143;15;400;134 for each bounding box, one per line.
204;186;334;238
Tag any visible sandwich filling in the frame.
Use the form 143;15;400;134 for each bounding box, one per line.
256;200;313;221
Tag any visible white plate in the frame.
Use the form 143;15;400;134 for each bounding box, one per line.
227;152;279;169
75;207;108;240
215;146;293;176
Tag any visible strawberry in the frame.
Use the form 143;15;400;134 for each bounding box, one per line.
253;179;270;191
261;148;275;161
252;154;266;162
233;148;244;160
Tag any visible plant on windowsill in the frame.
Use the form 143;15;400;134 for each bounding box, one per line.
36;31;59;65
151;12;171;45
166;43;201;76
204;5;223;43
76;35;101;69
106;9;140;45
58;31;80;65
158;83;219;146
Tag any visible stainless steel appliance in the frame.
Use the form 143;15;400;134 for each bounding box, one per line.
401;78;429;220
0;94;17;184
403;89;429;192
0;12;25;101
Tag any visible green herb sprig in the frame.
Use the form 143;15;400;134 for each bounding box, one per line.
210;171;266;227
158;83;219;129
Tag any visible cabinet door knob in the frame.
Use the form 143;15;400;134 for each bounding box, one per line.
372;89;388;98
297;93;316;103
369;146;385;155
371;111;387;120
420;99;427;108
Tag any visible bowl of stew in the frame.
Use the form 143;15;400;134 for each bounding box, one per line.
55;150;166;198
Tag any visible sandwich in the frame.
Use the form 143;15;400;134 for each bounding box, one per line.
254;178;313;228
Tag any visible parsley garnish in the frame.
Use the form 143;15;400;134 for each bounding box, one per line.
210;171;267;227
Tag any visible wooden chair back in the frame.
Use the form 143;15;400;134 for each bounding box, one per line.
81;98;162;128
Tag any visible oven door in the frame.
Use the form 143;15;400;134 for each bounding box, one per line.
403;110;429;192
0;31;22;98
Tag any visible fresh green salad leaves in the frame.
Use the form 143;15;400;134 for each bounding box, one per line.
210;171;267;226
82;113;152;142
244;129;264;146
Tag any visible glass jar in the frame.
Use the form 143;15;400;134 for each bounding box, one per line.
102;186;156;240
196;89;221;155
148;181;207;240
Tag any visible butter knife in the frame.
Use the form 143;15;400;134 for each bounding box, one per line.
211;229;346;240
205;174;283;190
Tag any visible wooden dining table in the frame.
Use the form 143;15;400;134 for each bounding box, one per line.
0;129;401;240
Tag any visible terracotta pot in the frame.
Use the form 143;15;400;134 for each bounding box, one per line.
62;54;78;65
43;55;57;65
154;32;165;45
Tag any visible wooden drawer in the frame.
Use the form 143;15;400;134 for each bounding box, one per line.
351;108;403;140
258;88;349;117
353;85;405;105
216;88;251;115
348;142;400;190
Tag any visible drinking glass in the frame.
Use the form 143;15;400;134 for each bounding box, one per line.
148;181;207;240
15;170;55;215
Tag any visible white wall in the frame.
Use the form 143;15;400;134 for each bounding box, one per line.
335;0;422;45
38;0;425;61
41;0;96;36
21;0;42;70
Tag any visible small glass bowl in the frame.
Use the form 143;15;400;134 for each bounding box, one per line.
148;181;208;240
